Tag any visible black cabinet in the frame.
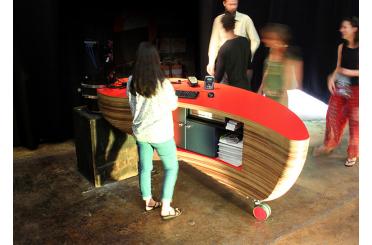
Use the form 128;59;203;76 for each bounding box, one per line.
73;106;138;187
173;108;224;157
185;117;223;157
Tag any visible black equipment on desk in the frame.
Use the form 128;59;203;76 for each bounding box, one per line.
80;39;116;113
79;81;106;113
204;76;215;90
187;76;199;87
171;80;182;84
175;90;199;99
107;82;127;89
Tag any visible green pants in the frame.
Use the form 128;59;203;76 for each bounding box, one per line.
137;139;179;202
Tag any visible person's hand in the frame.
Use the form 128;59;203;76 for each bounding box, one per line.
327;74;336;95
257;86;263;95
206;64;215;76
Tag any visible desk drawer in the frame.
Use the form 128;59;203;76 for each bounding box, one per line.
185;118;221;157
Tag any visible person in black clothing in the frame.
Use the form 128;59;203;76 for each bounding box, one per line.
214;12;252;91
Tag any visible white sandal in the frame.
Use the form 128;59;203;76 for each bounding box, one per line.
161;207;182;220
345;158;357;167
145;201;161;211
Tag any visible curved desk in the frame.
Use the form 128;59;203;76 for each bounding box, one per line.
97;78;309;215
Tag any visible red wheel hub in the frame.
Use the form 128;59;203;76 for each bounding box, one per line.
253;206;268;221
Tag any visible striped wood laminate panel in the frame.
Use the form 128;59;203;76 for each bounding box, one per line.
98;94;309;202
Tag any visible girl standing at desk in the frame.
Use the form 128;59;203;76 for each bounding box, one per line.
127;42;182;220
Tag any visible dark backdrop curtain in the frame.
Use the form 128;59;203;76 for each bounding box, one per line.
13;0;199;149
198;0;358;100
14;0;358;149
14;0;68;149
14;0;110;149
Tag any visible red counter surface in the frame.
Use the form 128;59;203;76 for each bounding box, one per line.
98;78;309;141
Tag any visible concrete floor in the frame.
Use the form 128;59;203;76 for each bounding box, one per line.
13;120;358;244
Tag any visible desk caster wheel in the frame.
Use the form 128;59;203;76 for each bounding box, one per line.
253;202;271;221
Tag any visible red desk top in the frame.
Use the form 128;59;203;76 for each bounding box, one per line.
97;78;309;141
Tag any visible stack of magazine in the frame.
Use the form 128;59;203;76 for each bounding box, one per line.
217;133;243;167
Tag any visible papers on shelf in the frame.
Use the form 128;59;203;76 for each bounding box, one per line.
219;134;243;148
217;133;243;167
218;154;242;167
218;146;242;156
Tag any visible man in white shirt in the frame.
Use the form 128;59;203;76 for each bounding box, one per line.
207;0;260;77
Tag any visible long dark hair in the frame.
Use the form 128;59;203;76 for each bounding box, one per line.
342;16;359;45
130;42;165;97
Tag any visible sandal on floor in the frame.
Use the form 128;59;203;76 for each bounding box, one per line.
312;145;333;157
145;201;161;211
161;208;182;220
345;158;357;167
